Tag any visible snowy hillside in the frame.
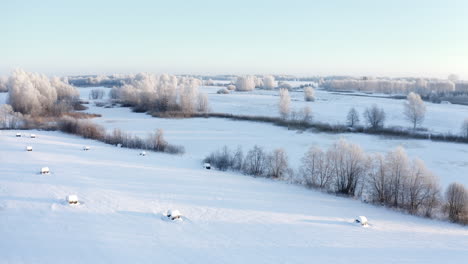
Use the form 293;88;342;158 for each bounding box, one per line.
1;130;467;263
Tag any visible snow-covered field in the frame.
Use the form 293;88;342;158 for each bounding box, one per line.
1;130;467;263
1;86;468;263
74;88;468;188
200;85;468;135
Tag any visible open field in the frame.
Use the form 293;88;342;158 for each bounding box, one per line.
1;130;467;264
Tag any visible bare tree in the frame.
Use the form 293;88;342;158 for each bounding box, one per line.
301;106;313;124
89;88;105;100
445;182;468;224
304;86;315;101
231;146;244;171
368;153;389;204
364;104;386;129
152;129;168;151
300;146;332;189
327;139;369;196
403;159;440;216
243;145;267;176
197;92;209;112
461;118;468;138
266;149;289;179
278;88;291;119
346;107;360;127
404;92;426;130
385;146;410;207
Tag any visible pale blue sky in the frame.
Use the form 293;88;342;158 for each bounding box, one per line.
1;0;468;78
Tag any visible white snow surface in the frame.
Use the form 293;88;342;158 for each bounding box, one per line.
74;87;468;188
1;86;468;263
200;85;468;135
1;130;467;263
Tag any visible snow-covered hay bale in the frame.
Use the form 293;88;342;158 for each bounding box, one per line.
203;163;211;170
167;209;181;220
30;134;36;138
355;216;368;226
67;195;79;205
26;146;33;151
83;146;90;151
139;151;146;156
40;167;50;174
16;133;21;137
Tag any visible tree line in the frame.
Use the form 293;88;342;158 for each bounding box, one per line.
205;141;468;225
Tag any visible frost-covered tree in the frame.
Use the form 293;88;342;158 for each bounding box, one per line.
323;78;456;95
266;148;289;179
7;69;78;116
278;88;291;119
403;159;440;215
235;76;256;91
404;92;426;130
112;73;203;113
263;75;275;89
364;104;386;129
461;118;468;138
304;86;315;101
346;107;360;127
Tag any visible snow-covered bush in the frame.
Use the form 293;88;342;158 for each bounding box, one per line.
235;76;256;91
217;88;229;94
304;86;315;101
226;84;236;91
262;75;275;89
204;79;214;86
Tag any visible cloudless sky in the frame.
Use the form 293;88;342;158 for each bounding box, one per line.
1;0;468;78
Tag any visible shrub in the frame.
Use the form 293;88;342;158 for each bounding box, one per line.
89;88;105;100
